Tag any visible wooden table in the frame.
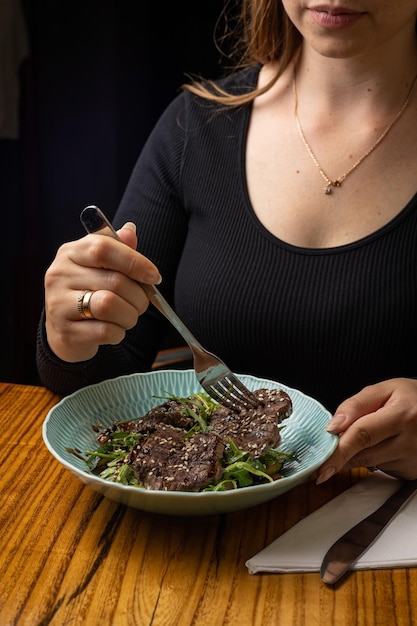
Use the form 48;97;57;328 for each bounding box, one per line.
1;382;416;626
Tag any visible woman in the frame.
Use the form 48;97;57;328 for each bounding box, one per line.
37;1;417;484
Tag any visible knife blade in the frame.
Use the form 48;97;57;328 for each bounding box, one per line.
320;478;417;585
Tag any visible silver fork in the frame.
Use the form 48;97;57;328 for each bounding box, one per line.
80;205;258;410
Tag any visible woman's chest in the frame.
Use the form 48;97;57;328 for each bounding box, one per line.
245;103;417;249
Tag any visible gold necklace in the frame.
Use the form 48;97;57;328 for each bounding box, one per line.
293;69;417;194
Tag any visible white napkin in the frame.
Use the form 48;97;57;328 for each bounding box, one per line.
246;473;417;574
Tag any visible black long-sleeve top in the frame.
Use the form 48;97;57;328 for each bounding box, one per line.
37;66;417;412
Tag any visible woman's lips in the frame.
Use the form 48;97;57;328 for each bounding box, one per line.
309;6;364;29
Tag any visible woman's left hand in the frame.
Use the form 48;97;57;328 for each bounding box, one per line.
316;377;417;484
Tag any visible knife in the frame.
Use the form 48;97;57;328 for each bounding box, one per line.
320;478;417;585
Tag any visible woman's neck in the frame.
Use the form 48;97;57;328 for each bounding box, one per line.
293;38;417;117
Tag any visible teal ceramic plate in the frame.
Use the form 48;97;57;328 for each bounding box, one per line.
42;370;337;516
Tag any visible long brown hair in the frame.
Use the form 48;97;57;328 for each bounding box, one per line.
183;0;302;105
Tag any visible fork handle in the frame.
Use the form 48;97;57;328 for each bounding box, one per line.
80;205;203;353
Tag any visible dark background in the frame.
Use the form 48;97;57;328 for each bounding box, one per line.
2;0;228;384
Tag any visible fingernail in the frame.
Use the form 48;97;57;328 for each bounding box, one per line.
316;466;336;485
143;269;162;285
123;221;137;233
326;413;347;433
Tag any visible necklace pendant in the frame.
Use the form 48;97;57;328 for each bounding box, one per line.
324;180;342;194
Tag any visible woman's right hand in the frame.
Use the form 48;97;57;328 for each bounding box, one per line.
44;223;162;363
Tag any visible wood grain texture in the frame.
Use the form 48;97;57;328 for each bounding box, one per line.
0;382;416;625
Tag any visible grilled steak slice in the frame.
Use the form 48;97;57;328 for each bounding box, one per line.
209;388;292;458
127;424;224;491
125;400;195;434
96;399;195;444
141;398;198;431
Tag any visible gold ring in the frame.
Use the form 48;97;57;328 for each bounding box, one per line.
77;290;95;319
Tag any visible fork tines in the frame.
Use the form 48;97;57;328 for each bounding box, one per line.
207;376;259;411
